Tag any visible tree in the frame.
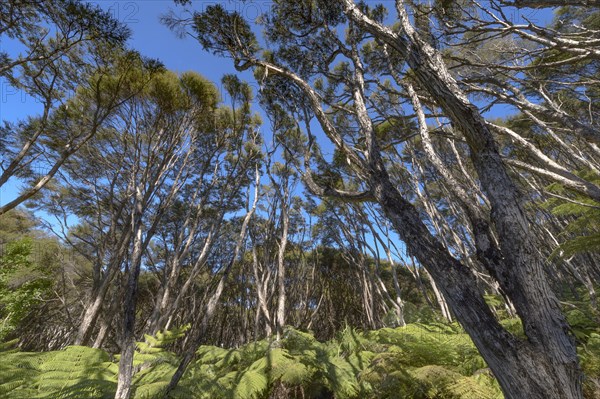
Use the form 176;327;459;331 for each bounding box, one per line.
142;74;263;338
0;0;129;214
173;1;599;397
0;237;51;341
32;53;165;350
162;75;263;397
36;65;263;398
0;210;67;348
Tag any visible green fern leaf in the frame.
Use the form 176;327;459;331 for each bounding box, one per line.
233;369;268;399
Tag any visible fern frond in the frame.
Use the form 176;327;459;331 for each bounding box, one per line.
233;369;268;399
320;355;359;398
0;338;19;352
444;374;502;399
268;348;313;386
196;345;230;364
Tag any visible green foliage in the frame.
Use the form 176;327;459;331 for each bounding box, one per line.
138;324;191;355
0;324;505;399
543;170;600;258
0;326;192;399
193;4;259;58
0;239;53;340
360;324;497;398
127;324;191;399
3;320;597;398
560;294;600;397
0;345;116;399
580;333;600;397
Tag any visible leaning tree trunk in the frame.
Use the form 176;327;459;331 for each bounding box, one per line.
252;243;273;338
372;166;581;399
74;258;122;346
75;226;132;346
92;286;121;349
342;2;582;397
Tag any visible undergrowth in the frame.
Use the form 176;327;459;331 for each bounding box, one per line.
1;321;599;398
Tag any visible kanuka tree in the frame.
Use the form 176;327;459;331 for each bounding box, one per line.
169;1;593;398
143;74;263;337
0;0;129;214
40;67;263;399
37;54;166;349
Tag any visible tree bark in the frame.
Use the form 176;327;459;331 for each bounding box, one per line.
74;210;133;346
201;1;585;395
252;243;273;338
342;2;583;397
163;169;260;397
114;186;144;399
74;255;124;345
275;181;290;340
371;169;581;399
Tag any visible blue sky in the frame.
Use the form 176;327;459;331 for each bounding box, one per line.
110;1;260;92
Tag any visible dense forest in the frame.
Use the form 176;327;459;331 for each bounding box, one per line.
1;0;600;398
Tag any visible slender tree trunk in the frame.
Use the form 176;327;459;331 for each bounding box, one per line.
390;264;406;326
252;244;273;338
275;184;290;340
361;209;407;327
360;266;376;329
75;226;132;346
114;187;144;399
145;256;181;335
92;288;120;349
146;207;204;335
421;268;452;322
74;265;120;345
163;170;260;397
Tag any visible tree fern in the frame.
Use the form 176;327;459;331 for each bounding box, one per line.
410;365;464;396
443;375;503;399
267;348;313;385
366;323;484;372
129;324;190;398
0;323;507;399
318;354;359;398
0;346;116;399
0;327;194;399
579;332;600;398
233;368;269;399
359;356;422;399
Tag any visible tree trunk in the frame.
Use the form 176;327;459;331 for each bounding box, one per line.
422;268;452;322
372;170;581;399
341;3;583;397
163;170;260;397
252;244;273;338
114;187;144;399
75;227;132;346
275;183;290;340
92;288;120;349
74;267;119;345
145;256;181;336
